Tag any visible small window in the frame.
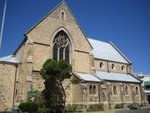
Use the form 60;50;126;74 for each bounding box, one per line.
113;85;117;95
135;87;139;95
89;85;96;95
111;64;115;70
100;62;103;68
60;11;65;20
93;86;96;94
89;85;92;94
121;65;125;71
125;86;128;95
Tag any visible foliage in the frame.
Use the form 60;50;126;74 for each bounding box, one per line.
40;59;72;81
18;101;39;113
71;76;81;84
65;104;78;112
127;103;139;110
37;108;50;113
87;104;104;112
40;59;72;113
115;104;124;109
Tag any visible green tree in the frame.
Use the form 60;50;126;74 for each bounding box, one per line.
40;59;72;113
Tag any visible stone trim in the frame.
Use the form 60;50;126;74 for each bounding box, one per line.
75;50;89;54
34;42;50;46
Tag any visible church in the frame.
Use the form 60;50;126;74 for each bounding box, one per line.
0;1;144;111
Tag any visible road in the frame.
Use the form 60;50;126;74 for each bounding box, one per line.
116;108;150;113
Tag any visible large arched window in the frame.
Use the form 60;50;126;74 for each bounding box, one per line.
53;31;70;63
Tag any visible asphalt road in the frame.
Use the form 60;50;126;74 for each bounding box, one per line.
116;108;150;113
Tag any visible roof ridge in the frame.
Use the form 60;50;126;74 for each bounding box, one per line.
109;42;132;64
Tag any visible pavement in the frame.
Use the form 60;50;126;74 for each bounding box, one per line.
116;108;150;113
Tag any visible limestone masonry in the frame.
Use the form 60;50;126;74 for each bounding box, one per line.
0;1;147;112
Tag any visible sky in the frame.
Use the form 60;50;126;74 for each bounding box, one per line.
0;0;150;74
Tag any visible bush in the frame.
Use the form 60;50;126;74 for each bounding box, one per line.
115;104;124;109
37;108;50;113
87;104;104;112
18;101;39;113
127;103;139;110
66;104;77;112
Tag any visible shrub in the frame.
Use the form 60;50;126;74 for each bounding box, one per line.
87;104;104;112
66;104;77;112
115;104;124;109
37;108;50;113
127;103;139;110
18;101;39;113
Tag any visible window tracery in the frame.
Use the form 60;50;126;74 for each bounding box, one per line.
53;31;70;63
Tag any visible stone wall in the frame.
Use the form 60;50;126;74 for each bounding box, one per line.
0;63;17;111
94;59;129;74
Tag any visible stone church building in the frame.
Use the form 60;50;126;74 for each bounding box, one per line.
0;1;143;111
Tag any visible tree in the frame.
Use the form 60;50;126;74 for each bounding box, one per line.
40;59;72;113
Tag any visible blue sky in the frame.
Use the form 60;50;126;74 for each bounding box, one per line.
0;0;150;74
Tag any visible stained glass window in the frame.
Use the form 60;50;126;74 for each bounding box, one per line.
53;31;70;63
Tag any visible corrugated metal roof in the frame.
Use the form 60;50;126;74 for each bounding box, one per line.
142;76;150;81
96;71;140;83
0;55;19;64
76;72;102;82
88;38;129;64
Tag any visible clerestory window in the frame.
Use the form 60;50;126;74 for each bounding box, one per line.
53;31;70;63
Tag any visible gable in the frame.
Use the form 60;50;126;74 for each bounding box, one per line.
25;1;92;52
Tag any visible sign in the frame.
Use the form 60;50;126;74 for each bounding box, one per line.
28;91;38;102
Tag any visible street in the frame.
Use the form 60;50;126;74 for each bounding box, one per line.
116;108;150;113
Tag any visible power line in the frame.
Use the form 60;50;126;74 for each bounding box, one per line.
0;0;7;49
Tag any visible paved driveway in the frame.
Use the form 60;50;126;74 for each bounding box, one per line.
116;108;150;113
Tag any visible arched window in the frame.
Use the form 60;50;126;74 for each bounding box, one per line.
135;87;139;95
53;31;70;63
93;86;96;94
89;85;92;94
125;86;128;95
113;85;117;95
60;11;65;20
61;12;64;19
111;64;115;70
100;62;103;68
121;65;125;71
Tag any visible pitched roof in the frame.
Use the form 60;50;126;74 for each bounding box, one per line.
75;72;102;82
88;38;131;64
0;55;19;64
96;71;141;83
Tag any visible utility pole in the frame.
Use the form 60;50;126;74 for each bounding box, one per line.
0;0;7;49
